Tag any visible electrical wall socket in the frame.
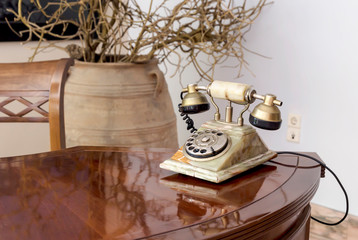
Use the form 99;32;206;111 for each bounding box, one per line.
288;113;301;128
287;127;300;143
287;113;301;143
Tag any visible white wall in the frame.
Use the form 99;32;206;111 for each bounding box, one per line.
240;0;358;216
1;0;357;216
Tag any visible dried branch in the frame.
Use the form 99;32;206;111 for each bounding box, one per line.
8;0;269;81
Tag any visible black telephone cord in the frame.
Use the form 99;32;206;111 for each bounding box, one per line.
178;92;197;133
276;151;349;226
178;106;197;133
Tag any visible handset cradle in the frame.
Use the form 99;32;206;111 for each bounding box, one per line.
160;81;283;183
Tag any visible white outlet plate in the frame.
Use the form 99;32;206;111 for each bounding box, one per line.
288;113;301;128
287;127;300;143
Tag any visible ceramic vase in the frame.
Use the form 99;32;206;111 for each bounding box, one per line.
64;59;178;149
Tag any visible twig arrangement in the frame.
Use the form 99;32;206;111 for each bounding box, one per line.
8;0;268;81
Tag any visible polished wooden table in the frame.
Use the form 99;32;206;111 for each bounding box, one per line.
0;146;322;239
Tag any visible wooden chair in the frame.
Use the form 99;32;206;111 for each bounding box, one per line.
0;58;74;151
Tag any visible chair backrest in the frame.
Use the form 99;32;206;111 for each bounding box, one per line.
0;58;74;151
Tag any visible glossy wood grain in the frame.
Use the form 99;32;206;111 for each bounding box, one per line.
0;59;74;150
0;147;322;239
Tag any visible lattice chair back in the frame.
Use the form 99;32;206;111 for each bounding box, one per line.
0;59;74;150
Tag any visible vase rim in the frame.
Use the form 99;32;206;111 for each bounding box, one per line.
73;58;158;67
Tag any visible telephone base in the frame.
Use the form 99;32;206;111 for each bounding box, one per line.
160;120;277;183
160;150;276;183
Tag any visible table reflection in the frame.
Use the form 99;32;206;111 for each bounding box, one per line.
161;164;276;233
0;148;320;240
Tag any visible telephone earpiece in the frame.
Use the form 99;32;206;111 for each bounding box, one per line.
180;84;210;114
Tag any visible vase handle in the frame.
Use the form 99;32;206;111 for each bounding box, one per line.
149;69;164;98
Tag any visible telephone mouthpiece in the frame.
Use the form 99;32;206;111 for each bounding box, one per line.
249;94;282;130
249;113;282;130
249;93;282;130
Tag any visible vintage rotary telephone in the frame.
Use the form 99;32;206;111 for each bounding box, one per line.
160;80;350;226
160;80;283;183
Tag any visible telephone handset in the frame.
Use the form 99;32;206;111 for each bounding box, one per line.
160;80;283;183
